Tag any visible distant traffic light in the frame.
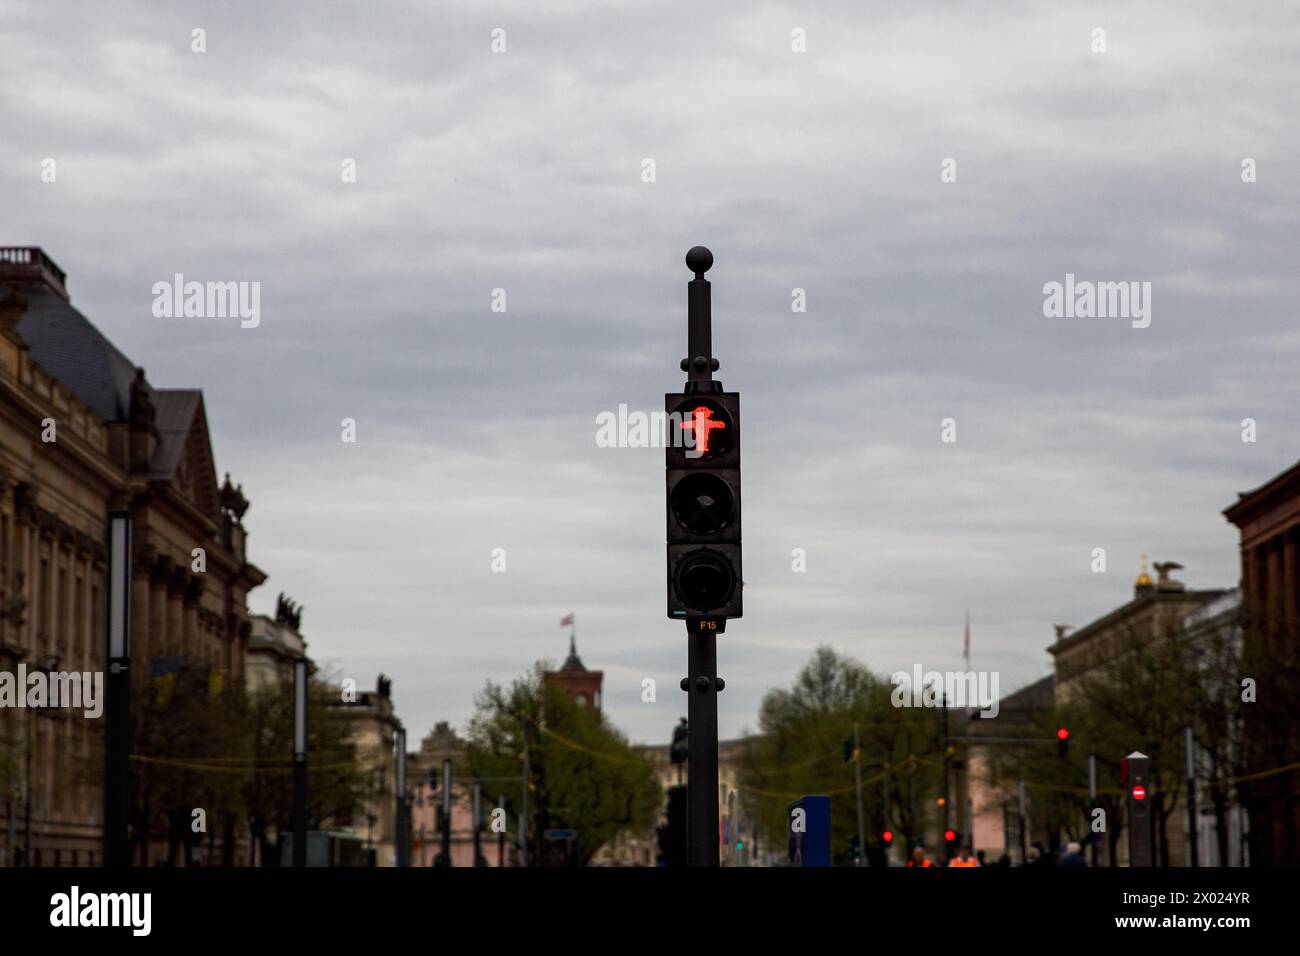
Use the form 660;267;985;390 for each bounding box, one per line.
881;830;893;845
665;390;742;621
944;829;957;844
1125;751;1153;867
1057;727;1070;758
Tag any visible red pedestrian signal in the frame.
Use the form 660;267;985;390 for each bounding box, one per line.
944;829;956;843
882;830;893;844
680;405;728;457
1057;728;1069;740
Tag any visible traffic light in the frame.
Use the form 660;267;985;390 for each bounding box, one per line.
665;391;742;620
1057;727;1070;758
1125;751;1153;867
944;829;957;844
881;830;893;845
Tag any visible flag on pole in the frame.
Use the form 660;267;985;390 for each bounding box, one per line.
560;612;574;628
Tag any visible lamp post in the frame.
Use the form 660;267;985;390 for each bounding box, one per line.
103;510;131;867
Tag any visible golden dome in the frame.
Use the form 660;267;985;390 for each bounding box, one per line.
1135;554;1153;587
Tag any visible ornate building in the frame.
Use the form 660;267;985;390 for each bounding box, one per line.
0;247;265;866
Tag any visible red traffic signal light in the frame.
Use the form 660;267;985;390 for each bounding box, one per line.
882;830;893;843
1056;728;1069;740
944;829;956;842
1056;727;1070;758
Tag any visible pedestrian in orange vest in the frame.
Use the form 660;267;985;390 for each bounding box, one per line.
948;846;980;867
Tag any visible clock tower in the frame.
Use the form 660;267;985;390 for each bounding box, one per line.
546;635;603;712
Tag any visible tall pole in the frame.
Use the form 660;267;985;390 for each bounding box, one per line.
1017;778;1027;865
103;510;131;868
394;726;407;867
472;781;483;866
1088;753;1099;867
683;246;722;868
441;758;453;866
941;689;952;861
686;625;720;866
852;722;865;866
292;657;308;867
882;761;891;865
519;717;530;867
1185;726;1198;867
497;792;506;867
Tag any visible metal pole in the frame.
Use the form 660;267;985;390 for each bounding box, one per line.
497;792;506;867
519;717;529;867
1185;727;1198;867
441;758;453;866
1088;753;1099;867
682;245;721;866
686;627;720;866
1017;778;1027;865
472;781;483;866
941;691;952;861
394;727;407;867
104;510;131;868
24;710;32;866
292;658;308;867
852;723;865;866
882;762;891;865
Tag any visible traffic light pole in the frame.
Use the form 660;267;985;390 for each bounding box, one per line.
682;246;722;867
853;723;865;866
686;626;720;866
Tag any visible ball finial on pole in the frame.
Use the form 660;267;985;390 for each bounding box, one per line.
686;246;713;278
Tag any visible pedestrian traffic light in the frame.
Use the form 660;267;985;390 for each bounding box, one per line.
1125;751;1153;867
944;829;957;844
665;394;742;620
882;830;893;845
1057;727;1070;758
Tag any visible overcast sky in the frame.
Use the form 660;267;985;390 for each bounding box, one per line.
3;1;1298;747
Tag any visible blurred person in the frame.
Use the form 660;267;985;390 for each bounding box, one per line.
948;846;980;867
907;846;933;867
1058;841;1087;868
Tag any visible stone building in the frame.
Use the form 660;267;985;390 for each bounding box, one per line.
246;594;306;694
0;247;265;866
335;674;402;866
1225;460;1300;865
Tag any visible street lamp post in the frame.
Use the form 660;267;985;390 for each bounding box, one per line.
103;510;131;867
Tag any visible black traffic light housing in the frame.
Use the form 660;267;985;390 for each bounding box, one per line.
1057;727;1070;758
1124;751;1154;867
665;395;742;621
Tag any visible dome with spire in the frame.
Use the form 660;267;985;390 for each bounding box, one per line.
1135;554;1154;596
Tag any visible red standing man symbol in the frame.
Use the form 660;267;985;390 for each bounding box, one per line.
681;405;726;456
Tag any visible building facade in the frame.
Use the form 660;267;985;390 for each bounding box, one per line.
0;247;265;866
1224;460;1300;865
